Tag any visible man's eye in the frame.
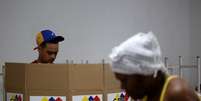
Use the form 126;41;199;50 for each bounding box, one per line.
47;52;53;54
47;51;57;55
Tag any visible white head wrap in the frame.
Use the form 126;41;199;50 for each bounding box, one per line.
109;32;168;75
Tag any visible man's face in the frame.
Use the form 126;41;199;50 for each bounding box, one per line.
38;43;59;63
115;73;149;100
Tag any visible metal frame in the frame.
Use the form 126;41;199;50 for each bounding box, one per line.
197;56;201;93
179;56;200;93
164;56;201;93
0;66;5;101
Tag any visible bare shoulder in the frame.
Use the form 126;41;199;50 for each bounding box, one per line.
165;77;200;101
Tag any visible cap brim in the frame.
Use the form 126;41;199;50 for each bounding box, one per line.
33;47;38;50
33;36;64;50
47;36;64;43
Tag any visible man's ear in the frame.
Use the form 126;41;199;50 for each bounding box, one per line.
37;46;42;53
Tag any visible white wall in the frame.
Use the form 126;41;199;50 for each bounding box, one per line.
0;0;196;100
190;0;201;56
0;0;191;64
190;0;201;91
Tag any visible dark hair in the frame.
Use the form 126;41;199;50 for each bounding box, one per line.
156;70;166;84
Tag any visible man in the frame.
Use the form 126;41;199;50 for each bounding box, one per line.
32;29;64;63
109;32;200;101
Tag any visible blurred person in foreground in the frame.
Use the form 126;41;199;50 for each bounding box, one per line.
109;32;200;101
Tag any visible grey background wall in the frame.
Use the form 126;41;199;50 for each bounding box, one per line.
0;0;192;64
190;0;201;56
188;0;201;93
0;0;200;100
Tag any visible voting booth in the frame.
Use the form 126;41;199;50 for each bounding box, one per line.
5;63;68;101
68;64;104;101
103;64;132;101
5;63;131;101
